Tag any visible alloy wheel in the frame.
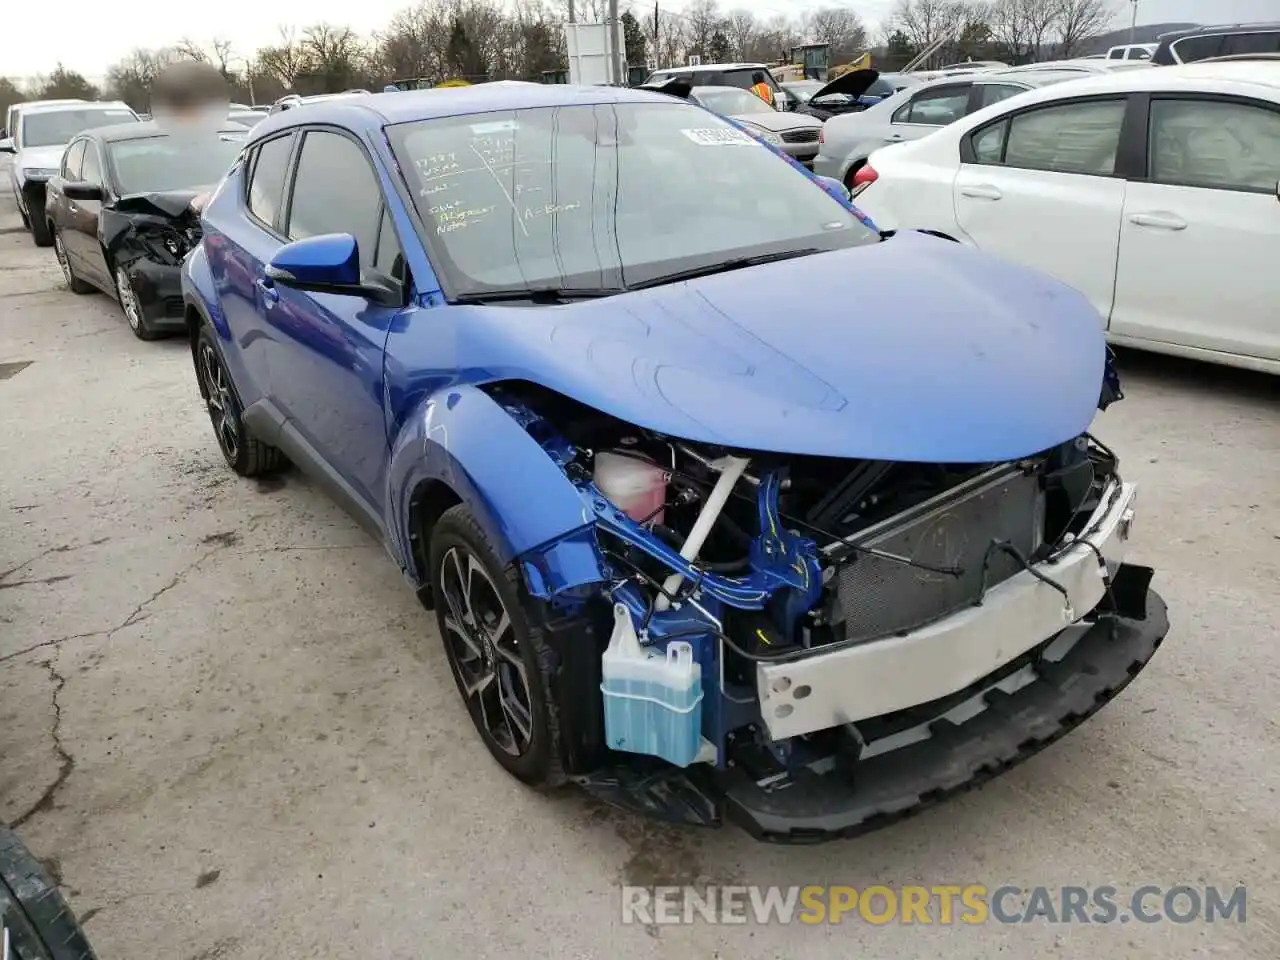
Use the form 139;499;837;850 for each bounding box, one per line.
116;267;144;332
53;233;73;288
437;546;534;756
198;341;240;463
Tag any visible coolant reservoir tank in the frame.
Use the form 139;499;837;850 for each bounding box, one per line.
594;451;667;524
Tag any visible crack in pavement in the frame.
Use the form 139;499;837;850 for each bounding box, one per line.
1;537;380;826
9;654;72;830
0;537;111;584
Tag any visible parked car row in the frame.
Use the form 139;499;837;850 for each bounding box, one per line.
839;59;1280;375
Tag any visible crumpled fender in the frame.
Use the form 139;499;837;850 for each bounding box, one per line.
386;384;601;586
101;190;200;259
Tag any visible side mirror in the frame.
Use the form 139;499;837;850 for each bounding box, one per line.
63;181;104;201
266;233;400;305
0;137;15;154
816;175;852;202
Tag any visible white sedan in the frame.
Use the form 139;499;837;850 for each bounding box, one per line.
851;60;1280;374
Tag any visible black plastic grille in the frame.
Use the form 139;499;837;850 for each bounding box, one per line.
780;128;820;144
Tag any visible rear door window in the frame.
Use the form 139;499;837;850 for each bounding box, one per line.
1222;31;1280;55
976;83;1028;110
893;84;972;125
1004;99;1126;175
246;133;295;230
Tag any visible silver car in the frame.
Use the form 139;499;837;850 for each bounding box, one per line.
812;69;1090;186
687;85;824;165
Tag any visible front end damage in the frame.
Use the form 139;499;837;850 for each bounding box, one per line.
102;191;205;328
486;366;1167;842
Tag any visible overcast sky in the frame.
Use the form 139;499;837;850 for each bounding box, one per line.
6;0;1276;81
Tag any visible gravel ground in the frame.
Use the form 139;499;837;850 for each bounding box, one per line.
1;161;1277;960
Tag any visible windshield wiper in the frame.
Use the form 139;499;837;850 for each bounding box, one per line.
627;249;825;291
453;287;627;305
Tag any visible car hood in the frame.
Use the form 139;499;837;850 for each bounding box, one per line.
113;188;207;218
809;68;881;101
733;111;823;133
15;145;65;170
442;232;1107;463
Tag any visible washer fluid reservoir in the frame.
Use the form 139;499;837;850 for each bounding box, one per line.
594;451;667;524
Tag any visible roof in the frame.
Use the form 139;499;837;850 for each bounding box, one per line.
937;60;1280;115
85;120;249;142
651;62;768;72
21;100;132;116
248;82;689;140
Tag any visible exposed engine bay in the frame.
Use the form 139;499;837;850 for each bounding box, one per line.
102;191;204;268
485;379;1135;796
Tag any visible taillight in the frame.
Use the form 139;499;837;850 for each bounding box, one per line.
819;126;825;145
852;163;878;187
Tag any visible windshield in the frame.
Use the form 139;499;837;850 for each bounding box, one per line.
693;87;774;116
389;101;877;297
107;133;245;194
785;82;824;103
21;108;137;148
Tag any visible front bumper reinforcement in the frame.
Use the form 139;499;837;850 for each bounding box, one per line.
576;578;1168;843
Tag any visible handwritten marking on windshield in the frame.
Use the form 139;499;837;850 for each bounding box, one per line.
468;142;528;238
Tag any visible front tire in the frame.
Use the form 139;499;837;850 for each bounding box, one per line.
194;321;287;477
115;265;161;341
428;505;566;787
1;826;99;960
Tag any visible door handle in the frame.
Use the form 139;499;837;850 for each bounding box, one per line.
67;202;77;212
1129;212;1187;231
256;277;279;304
961;184;1003;200
886;132;905;142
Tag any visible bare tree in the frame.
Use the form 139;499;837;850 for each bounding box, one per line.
256;27;309;89
805;7;868;62
684;0;723;59
724;9;756;60
104;46;184;110
1056;0;1115;57
891;0;974;66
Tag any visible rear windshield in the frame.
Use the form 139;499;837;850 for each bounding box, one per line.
107;132;246;195
389;101;876;296
21;108;138;147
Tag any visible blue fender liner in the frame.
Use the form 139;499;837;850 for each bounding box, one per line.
386;384;607;594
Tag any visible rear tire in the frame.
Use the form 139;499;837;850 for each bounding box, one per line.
193;321;287;477
53;230;93;294
28;196;53;247
428;504;566;788
1;826;99;960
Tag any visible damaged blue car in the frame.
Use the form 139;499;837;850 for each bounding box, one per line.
181;82;1168;842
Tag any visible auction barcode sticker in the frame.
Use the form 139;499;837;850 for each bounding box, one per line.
680;127;759;146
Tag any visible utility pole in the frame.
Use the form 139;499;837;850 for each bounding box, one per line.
568;0;575;23
653;2;660;68
1129;0;1139;45
614;0;624;85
